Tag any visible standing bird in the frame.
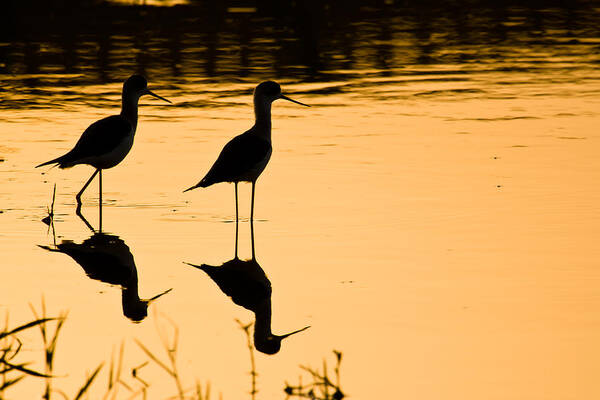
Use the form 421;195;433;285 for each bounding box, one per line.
36;75;171;210
183;81;309;221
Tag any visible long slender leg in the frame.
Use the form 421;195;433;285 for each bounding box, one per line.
75;169;100;216
250;181;256;222
76;169;99;205
235;217;239;259
234;182;239;259
250;213;255;260
98;169;103;233
235;182;239;223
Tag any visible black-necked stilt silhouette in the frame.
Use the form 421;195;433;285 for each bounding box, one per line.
36;75;171;211
185;219;309;354
39;232;172;322
183;81;309;221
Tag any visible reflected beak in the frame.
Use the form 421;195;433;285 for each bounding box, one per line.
280;94;310;107
146;288;173;304
278;325;311;339
145;89;172;103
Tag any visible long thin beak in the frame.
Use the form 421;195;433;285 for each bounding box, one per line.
280;94;310;107
146;89;172;103
278;325;311;339
146;288;173;303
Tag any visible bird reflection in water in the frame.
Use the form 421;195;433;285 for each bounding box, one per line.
39;205;172;322
186;221;309;354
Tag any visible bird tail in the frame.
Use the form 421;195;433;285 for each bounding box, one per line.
37;244;61;252
36;154;72;169
183;261;207;270
36;157;61;168
183;178;211;193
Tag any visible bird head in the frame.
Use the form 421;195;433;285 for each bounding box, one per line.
123;75;171;103
254;325;311;354
254;81;309;107
123;288;173;323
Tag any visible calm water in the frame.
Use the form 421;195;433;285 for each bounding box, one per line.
2;1;600;399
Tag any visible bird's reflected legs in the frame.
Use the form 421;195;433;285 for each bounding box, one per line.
250;181;256;222
76;206;96;233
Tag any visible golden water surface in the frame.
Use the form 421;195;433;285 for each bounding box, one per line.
1;2;600;399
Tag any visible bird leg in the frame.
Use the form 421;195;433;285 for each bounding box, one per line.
250;214;256;260
250;181;256;222
98;169;103;233
76;168;100;206
235;181;239;223
234;182;239;259
75;168;100;220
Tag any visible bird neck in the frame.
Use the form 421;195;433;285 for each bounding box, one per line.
253;299;273;340
122;284;141;305
121;281;147;321
253;99;272;139
120;93;140;130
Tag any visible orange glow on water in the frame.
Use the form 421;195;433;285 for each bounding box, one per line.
2;2;600;399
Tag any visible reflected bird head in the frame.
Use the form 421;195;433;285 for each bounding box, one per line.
123;74;171;103
254;80;310;107
123;288;173;323
123;301;149;322
255;325;311;354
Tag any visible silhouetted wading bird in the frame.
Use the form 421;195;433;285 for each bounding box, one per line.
36;75;171;211
183;81;309;221
185;220;309;354
39;232;172;322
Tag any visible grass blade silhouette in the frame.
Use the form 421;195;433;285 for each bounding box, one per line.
73;363;103;400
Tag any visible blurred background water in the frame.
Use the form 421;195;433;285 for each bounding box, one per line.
1;1;600;399
3;0;600;108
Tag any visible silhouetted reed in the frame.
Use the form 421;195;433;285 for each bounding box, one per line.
0;299;103;400
0;313;56;395
134;314;185;399
284;350;345;400
236;319;258;400
28;300;68;399
2;302;345;399
0;304;207;399
41;183;56;227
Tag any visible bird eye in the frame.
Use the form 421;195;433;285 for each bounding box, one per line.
266;83;280;95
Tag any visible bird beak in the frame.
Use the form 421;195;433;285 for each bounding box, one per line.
146;288;173;304
280;94;310;107
145;89;172;103
278;325;311;339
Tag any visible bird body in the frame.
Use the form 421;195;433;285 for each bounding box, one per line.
184;81;308;221
38;115;135;170
197;131;272;187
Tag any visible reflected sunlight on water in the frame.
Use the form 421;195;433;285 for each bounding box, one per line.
2;1;600;399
